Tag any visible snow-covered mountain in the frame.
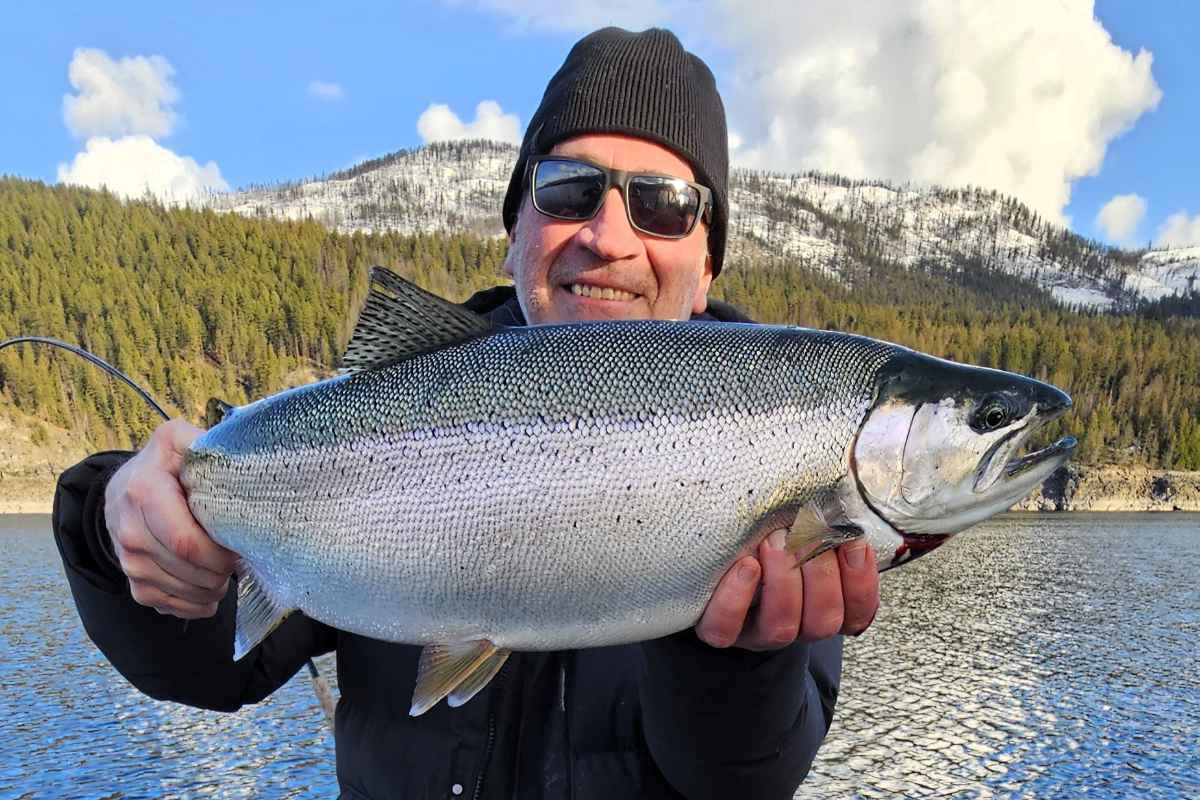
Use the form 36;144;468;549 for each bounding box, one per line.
205;140;1199;311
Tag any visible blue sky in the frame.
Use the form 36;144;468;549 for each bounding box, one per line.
3;1;1196;249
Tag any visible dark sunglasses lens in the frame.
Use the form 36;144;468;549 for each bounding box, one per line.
533;160;606;219
628;177;701;237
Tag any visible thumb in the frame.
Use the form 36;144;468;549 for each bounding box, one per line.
151;419;204;473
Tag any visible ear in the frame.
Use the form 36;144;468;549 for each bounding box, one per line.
690;253;715;316
502;214;519;278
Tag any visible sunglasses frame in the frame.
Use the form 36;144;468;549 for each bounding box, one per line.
527;155;712;239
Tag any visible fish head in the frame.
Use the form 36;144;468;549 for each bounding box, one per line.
851;351;1076;554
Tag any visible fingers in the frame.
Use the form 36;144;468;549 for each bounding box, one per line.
695;556;761;648
126;579;222;620
152;419;205;471
104;419;235;620
799;549;845;642
140;486;239;577
734;530;805;650
837;540;880;636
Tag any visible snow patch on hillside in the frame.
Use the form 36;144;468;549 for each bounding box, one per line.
202;141;1198;311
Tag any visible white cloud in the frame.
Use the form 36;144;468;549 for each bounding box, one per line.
1096;193;1147;243
455;0;1162;225
711;0;1162;225
417;100;522;145
57;135;228;204
57;49;226;204
309;80;344;101
1156;211;1200;248
62;48;180;140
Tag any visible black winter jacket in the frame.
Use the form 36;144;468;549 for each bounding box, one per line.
52;288;843;800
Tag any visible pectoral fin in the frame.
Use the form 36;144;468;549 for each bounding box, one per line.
233;565;294;660
785;502;864;564
411;640;511;716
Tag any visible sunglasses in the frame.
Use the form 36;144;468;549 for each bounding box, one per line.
528;156;712;239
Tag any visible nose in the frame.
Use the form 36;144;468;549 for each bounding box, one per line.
574;187;640;262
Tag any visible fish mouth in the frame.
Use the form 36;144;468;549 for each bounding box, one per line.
975;429;1077;496
1005;435;1077;478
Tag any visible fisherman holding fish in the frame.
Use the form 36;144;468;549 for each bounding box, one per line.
53;27;883;799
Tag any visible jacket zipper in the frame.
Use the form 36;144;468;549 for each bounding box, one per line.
471;661;508;800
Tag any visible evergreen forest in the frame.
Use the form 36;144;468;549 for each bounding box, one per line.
2;178;1198;469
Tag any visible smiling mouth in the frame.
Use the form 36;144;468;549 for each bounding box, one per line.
568;283;639;302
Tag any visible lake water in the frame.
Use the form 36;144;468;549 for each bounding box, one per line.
1;513;1197;799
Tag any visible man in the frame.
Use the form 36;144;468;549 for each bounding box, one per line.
53;27;879;799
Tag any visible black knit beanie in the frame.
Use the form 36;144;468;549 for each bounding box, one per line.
502;27;730;276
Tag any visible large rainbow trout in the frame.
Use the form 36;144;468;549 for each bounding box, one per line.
181;268;1075;715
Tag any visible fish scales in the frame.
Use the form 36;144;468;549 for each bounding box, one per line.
183;321;897;650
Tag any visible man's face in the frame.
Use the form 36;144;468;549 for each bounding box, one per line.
503;133;714;324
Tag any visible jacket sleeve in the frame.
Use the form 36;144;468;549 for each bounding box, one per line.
639;631;841;799
52;451;337;711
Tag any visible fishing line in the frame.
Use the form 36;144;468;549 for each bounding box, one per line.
0;335;337;730
0;336;171;419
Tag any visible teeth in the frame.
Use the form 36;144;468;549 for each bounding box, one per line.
570;284;636;301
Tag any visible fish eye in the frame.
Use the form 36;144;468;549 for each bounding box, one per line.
972;397;1013;433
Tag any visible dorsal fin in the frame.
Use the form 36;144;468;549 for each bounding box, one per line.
339;267;493;371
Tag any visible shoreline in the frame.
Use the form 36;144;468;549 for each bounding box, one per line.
4;464;1200;515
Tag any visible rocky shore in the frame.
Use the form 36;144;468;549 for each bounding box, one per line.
0;415;91;514
1014;463;1200;512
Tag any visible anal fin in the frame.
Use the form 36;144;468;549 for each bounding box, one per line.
447;648;510;708
233;564;294;660
411;640;510;716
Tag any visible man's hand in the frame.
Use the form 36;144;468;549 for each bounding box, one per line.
695;530;880;650
104;419;239;620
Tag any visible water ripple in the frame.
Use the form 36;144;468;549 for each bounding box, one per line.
798;513;1200;799
1;513;1197;798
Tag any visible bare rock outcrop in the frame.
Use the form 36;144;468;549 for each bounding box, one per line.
1017;463;1200;512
